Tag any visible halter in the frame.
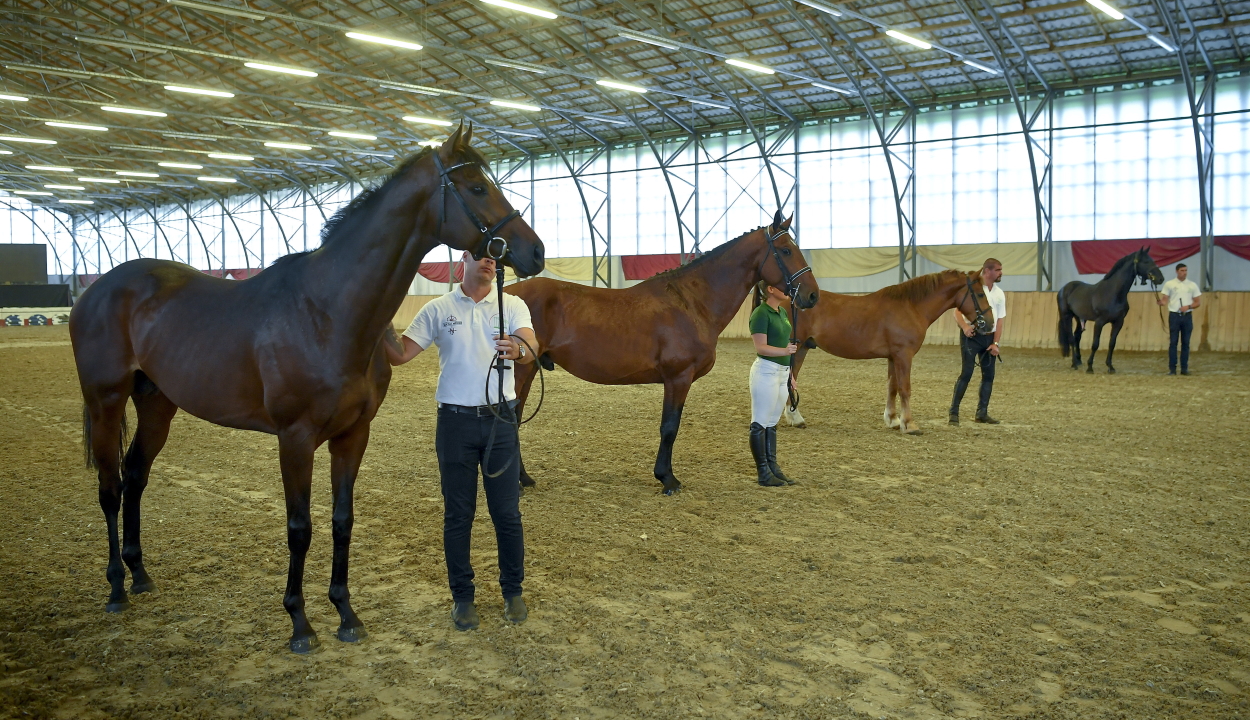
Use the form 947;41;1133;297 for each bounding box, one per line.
433;151;521;262
960;275;994;336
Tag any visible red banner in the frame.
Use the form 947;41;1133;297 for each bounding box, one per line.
1071;237;1201;275
417;262;464;284
621;254;682;281
1215;235;1250;262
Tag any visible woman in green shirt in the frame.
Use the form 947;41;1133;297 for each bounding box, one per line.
748;281;799;487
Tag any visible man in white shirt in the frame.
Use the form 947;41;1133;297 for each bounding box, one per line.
385;250;538;631
1157;263;1202;375
950;258;1007;425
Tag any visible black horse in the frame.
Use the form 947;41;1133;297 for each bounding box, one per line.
1058;247;1164;373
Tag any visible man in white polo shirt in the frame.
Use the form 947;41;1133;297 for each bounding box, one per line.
385;250;537;631
950;257;1007;425
1157;262;1202;375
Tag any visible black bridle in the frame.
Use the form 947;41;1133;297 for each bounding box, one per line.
760;223;812;412
433;152;522;262
960;275;995;336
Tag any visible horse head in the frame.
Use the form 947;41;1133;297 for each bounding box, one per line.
429;122;545;277
956;270;995;334
758;212;819;309
1135;246;1165;286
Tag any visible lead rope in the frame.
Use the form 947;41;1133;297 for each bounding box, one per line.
786;293;800;412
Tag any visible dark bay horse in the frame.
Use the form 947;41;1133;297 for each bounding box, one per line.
1058;248;1163;373
508;214;819;495
69;125;545;653
781;270;993;434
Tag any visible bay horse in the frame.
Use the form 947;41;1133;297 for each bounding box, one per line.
1058;247;1164;373
507;213;818;495
780;270;994;434
69;124;545;653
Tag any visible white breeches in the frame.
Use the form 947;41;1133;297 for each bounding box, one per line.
750;357;790;427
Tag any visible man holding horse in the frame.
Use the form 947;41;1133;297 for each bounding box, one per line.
385;250;538;631
1157;263;1201;375
950;258;1006;425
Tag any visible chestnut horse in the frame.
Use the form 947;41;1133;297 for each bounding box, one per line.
70;125;545;653
781;270;993;434
507;213;819;495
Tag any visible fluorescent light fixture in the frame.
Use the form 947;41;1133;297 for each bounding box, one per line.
102;106;168;117
0;150;10;154
378;83;442;96
963;59;1000;75
886;30;932;50
403;115;453;127
484;58;547;74
158;162;204;169
115;171;160;177
78;177;121;183
328;130;377;140
165;85;235;98
44;184;85;190
0;135;56;144
1085;0;1124;20
617;31;679;50
244;62;318;78
167;0;266;21
264;142;313;150
811;81;854;95
59;199;94;204
1148;34;1176;52
345;31;423;51
584;114;629;126
688;97;730;109
480;0;557;20
489;128;538;138
12;190;53;196
418;140;442;147
490;99;541;112
294;100;357;113
45;121;109;131
26;165;74;173
726;58;775;74
795;0;842;16
597;79;648;94
0;94;30;102
207;153;254;161
198;176;236;183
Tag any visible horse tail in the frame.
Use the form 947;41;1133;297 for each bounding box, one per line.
538;352;555;371
82;403;129;471
1057;287;1073;357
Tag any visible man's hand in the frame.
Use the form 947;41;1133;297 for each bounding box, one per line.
1181;305;1191;313
989;343;1000;357
1157;295;1168;307
962;324;975;338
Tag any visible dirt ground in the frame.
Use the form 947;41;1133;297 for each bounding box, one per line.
0;325;1247;719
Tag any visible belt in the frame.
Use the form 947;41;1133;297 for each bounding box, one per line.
1170;311;1190;316
438;399;517;417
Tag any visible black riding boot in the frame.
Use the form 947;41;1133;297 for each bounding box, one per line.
949;377;970;425
750;423;784;487
764;426;795;485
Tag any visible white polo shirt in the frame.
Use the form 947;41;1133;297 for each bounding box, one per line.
403;284;533;407
1159;278;1201;313
985;282;1007;325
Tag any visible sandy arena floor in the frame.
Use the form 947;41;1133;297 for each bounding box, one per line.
0;325;1247;719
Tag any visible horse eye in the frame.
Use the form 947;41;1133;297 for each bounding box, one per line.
471;185;487;195
782;248;792;257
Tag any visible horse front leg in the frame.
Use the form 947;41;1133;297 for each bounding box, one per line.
1071;320;1084;369
895;352;921;435
328;420;370;644
512;359;539;489
278;429;319;653
1087;322;1105;374
884;358;900;429
654;373;693;496
1105;319;1124;374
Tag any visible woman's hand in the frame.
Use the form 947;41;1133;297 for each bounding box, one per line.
786;342;798;355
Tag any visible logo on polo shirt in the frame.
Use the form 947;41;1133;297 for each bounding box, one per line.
442;315;464;335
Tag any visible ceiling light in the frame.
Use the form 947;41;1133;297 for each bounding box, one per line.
208;153;254;161
378;83;443;96
244;62;319;78
115;171;160;177
45;184;85;190
167;0;266;21
490;99;541;112
687;97;730;109
0;94;29;102
403;115;453;127
27;165;74;173
726;58;775;75
584;115;629;126
294;100;357;113
328;130;377;140
78;177;121;183
1148;34;1176;52
489;128;538;138
264;142;313;150
418;140;442;147
1085;0;1124;20
962;59;1000;75
0;150;10;155
886;30;932;50
597;79;648;94
158;162;204;169
102;106;168;117
795;0;842;16
45;121;109;132
480;0;557;20
198;176;236;183
58;199;94;204
12;190;53;196
165;85;235;98
617;31;679;50
484;58;547;74
0;135;56;144
345;32;424;51
811;81;854;95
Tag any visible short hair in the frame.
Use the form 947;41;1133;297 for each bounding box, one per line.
983;258;1002;270
1176;263;1187;271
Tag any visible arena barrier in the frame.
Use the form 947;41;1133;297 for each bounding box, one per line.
1;308;72;326
393;291;1250;353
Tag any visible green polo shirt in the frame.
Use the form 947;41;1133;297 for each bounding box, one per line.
749;302;792;366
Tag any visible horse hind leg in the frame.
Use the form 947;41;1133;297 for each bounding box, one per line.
895;354;922;435
1071;321;1084;369
884;359;901;429
84;381;134;613
1087;322;1105;373
121;371;178;596
328;421;369;644
1105;319;1125;374
513;359;539;489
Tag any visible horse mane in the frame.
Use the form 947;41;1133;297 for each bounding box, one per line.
878;269;964;302
648;225;766;282
1102;250;1140;280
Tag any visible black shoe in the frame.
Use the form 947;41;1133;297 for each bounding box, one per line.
1168;369;1177;375
764;426;795;485
503;596;528;624
750;423;784;487
948;414;960;426
974;413;1000;425
451;601;479;631
1180;370;1190;375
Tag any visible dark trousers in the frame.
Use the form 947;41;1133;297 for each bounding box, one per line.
950;333;996;416
435;407;524;604
1168;312;1193;372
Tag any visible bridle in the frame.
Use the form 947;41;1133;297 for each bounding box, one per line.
959;275;994;336
760;223;812;412
433;151;521;262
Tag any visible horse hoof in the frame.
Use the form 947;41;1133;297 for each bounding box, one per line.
130;580;156;595
337;624;368;643
1107;367;1116;374
105;600;130;614
1086;367;1094;374
662;483;682;496
793;422;806;429
905;428;923;436
289;634;321;654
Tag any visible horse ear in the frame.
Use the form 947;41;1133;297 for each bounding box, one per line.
772;209;784;230
781;213;794;231
447;121;464;152
463;121;474;148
